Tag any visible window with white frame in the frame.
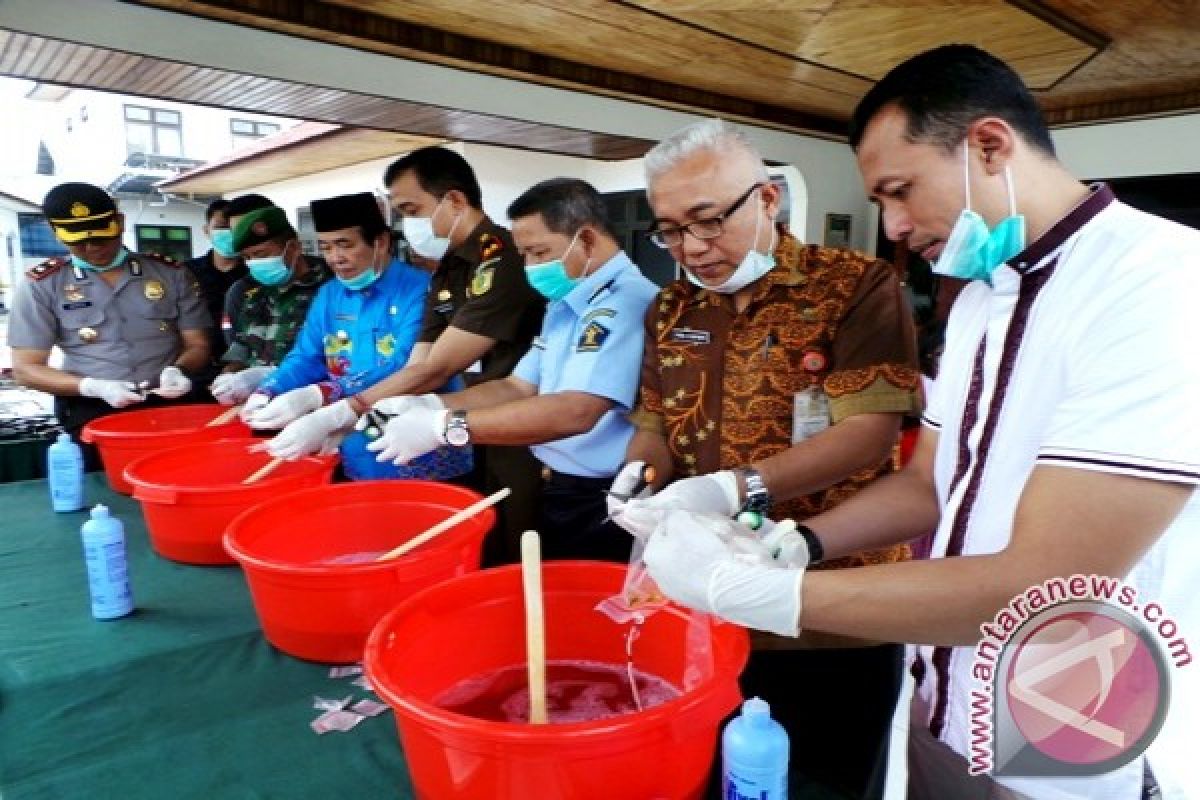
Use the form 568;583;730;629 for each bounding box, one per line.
230;118;280;148
124;104;183;157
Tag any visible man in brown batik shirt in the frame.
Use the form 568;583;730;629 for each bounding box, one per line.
614;119;920;799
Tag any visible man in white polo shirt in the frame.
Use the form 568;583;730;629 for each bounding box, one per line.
626;45;1200;800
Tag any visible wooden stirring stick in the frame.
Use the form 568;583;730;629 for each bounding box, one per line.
206;404;243;427
374;487;511;562
521;529;548;724
242;456;284;485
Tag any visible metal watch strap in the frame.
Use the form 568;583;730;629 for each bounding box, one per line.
445;410;470;447
737;466;771;514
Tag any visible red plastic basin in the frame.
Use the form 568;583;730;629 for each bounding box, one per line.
123;439;336;565
365;562;749;800
81;403;251;494
223;480;494;664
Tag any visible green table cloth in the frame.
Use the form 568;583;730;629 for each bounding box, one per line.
0;474;415;799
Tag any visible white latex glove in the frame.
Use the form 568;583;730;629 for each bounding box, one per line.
353;393;445;437
643;510;804;637
606;461;651;537
79;376;145;409
365;407;447;465
154;366;192;399
210;366;275;406
240;391;270;424
247;384;324;430
266;400;357;460
373;393;444;416
759;519;813;569
620;470;741;540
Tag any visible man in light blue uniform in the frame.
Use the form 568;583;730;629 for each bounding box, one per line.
365;178;657;560
247;192;471;482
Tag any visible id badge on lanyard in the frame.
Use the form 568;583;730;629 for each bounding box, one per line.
793;386;831;443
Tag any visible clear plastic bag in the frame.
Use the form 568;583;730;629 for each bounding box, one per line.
595;534;669;624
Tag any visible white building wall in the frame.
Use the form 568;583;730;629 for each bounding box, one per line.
1052;114;1200;180
0;205;21;308
235;154;400;226
116;195;213;259
238;144;651;229
37;88;297;184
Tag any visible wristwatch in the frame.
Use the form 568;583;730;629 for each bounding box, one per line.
736;466;772;515
444;410;471;447
795;523;825;564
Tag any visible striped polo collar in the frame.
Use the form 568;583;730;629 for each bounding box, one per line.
1010;183;1116;274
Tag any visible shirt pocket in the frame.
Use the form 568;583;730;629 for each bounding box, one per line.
60;305;106;344
124;303;179;342
729;325;823;423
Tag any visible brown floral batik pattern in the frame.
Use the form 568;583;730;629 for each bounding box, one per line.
633;232;921;568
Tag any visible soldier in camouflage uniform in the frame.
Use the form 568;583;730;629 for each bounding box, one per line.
208;206;331;405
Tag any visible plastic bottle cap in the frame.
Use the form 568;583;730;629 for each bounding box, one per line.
91;504;110;519
57;432;72;444
743;696;771;721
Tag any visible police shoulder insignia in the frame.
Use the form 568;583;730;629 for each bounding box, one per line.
577;320;611;352
147;251;180;266
26;256;67;280
479;232;504;262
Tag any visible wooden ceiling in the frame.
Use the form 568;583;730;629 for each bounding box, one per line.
1;1;1198;158
119;0;1200;135
158;123;445;194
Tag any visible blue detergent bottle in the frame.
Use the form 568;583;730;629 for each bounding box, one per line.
722;696;789;800
80;504;134;620
47;432;84;512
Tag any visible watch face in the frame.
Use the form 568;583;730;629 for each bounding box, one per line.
446;426;470;447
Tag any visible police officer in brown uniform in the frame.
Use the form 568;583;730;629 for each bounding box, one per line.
8;182;212;468
280;147;546;564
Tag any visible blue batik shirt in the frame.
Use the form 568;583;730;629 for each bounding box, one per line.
260;257;471;480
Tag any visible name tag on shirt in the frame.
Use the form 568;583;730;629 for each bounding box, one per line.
433;301;454;315
793;387;831;444
669;327;711;345
62;301;93;310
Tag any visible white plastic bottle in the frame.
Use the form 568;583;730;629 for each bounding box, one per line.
47;432;84;512
80;504;134;619
722;696;789;800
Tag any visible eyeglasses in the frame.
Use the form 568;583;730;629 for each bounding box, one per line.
646;183;763;249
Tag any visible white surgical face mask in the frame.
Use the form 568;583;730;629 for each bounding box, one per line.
933;140;1026;284
686;187;776;294
402;197;461;260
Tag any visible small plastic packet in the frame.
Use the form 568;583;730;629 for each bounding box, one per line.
595;533;669;623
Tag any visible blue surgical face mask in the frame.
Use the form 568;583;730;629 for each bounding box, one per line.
686;187;776;294
933;141;1026;284
210;228;237;258
245;241;293;287
71;246;129;273
524;231;590;302
337;243;384;291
